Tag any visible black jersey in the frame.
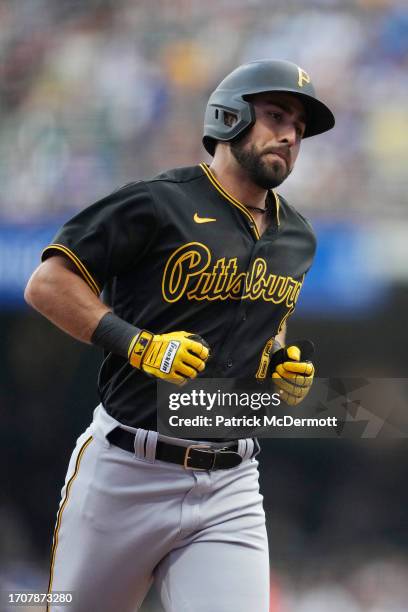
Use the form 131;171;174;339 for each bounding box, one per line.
42;164;316;429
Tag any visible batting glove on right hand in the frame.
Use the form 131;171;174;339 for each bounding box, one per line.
270;340;315;406
128;330;210;385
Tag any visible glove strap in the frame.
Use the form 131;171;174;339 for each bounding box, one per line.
128;330;154;369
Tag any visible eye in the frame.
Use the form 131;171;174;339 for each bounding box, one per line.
295;124;305;138
266;111;282;120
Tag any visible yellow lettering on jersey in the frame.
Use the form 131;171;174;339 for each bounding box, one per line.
162;242;304;312
297;67;311;88
162;242;211;303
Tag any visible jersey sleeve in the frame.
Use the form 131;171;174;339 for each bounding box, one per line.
41;181;159;295
298;213;317;276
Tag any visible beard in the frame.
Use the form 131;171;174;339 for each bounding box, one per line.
230;139;292;189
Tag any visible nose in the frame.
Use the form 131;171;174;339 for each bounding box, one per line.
277;121;297;147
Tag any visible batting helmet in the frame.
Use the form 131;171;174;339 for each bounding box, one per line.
203;59;335;156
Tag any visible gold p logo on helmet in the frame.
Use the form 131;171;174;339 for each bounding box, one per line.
297;67;311;88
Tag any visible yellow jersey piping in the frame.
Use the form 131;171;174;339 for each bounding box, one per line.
42;244;101;296
272;190;280;226
46;435;93;609
199;163;260;240
200;163;281;233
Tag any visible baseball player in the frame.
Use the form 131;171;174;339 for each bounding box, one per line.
25;59;334;612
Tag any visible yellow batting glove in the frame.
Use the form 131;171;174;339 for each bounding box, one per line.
271;343;315;406
128;330;210;385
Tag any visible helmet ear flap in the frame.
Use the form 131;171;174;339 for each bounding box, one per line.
203;97;256;156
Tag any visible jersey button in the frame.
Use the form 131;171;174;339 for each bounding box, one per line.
226;359;233;368
242;313;247;321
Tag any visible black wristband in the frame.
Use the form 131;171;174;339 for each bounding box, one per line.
91;312;141;358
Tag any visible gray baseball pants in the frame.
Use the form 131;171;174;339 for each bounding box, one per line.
47;404;270;612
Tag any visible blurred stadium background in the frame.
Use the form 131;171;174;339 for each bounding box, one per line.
1;0;408;610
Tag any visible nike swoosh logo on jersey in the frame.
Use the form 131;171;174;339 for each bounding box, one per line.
194;213;217;224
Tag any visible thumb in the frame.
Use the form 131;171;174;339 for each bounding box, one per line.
286;345;301;361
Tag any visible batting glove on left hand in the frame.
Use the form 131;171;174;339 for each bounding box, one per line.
270;340;315;406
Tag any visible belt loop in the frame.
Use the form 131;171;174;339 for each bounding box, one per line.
144;430;158;463
238;438;254;461
245;438;255;460
134;429;148;459
237;439;247;458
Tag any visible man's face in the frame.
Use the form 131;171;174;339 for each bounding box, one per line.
230;92;307;189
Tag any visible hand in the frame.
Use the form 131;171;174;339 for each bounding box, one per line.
271;341;315;406
128;330;210;385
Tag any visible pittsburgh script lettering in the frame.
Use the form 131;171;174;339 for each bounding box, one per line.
162;242;303;306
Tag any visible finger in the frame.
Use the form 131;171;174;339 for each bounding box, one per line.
272;374;306;398
174;362;199;380
171;373;189;386
181;352;207;373
286;345;301;361
187;334;210;352
184;338;210;361
279;361;314;376
278;389;302;406
274;367;314;386
157;370;187;385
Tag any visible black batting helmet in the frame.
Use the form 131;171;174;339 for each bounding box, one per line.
203;59;335;156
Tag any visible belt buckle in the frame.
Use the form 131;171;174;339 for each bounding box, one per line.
183;444;214;471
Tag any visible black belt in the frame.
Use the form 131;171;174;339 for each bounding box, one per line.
107;427;244;471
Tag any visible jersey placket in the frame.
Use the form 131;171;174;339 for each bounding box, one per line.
216;227;281;374
200;164;280;374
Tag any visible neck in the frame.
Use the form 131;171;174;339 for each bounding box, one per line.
209;153;268;210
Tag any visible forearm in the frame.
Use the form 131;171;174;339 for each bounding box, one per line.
24;256;110;344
